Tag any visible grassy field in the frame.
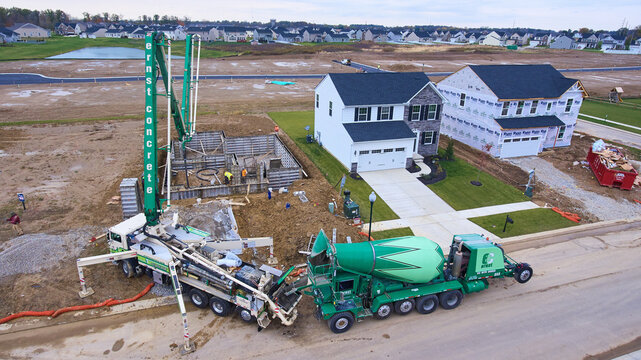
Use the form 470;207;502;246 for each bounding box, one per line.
0;36;236;60
469;208;579;237
268;111;398;222
623;98;641;105
371;227;414;240
428;154;529;210
579;99;641;134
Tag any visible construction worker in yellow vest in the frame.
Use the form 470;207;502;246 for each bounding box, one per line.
224;171;233;184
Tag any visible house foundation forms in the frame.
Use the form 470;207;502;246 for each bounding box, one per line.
170;131;303;200
438;89;574;157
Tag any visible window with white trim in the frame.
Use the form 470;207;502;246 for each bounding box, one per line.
383;148;393;153
501;102;510;116
357;107;368;121
329;101;332;116
380;106;391;120
315;94;319;108
371;149;382;154
422;131;435;145
565;99;573;113
395;148;405;152
459;93;466;107
411;105;420;121
359;150;369;155
427;104;437;120
530;100;538;114
558;125;566;139
516;101;525;115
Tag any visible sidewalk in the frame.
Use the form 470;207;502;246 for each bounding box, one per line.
360;166;538;249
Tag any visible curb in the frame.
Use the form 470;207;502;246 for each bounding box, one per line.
0;295;176;335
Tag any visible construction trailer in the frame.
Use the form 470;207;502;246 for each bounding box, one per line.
168;131;304;200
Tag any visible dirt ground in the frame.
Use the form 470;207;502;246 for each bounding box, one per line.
1;46;640;317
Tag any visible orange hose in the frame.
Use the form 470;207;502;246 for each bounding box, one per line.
0;283;155;325
551;207;581;223
358;231;375;241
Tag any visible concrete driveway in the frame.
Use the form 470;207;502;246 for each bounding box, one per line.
360;166;538;249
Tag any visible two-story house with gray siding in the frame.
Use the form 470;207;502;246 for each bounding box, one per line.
437;65;588;158
314;72;445;172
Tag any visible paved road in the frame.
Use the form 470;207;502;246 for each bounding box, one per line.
576;119;641;149
0;73;325;85
6;64;640;85
1;223;640;359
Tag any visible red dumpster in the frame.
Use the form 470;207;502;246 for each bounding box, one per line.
587;148;638;190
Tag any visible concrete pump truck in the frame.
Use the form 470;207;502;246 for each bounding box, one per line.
75;32;302;354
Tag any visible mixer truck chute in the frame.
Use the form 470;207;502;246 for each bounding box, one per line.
305;230;532;334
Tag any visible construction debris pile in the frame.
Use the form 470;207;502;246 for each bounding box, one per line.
589;139;640;189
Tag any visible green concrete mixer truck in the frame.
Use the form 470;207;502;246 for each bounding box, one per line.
303;230;532;333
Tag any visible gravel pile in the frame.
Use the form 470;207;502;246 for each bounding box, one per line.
508;157;641;221
0;226;103;278
150;283;175;297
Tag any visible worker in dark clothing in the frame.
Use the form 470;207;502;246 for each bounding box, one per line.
6;212;23;236
224;171;233;185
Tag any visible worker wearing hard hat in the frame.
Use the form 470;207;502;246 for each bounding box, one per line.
224;171;233;184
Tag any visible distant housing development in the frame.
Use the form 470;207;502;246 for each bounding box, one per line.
437;65;588;158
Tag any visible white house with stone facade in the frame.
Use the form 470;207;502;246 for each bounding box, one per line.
314;72;445;172
437;65;587;158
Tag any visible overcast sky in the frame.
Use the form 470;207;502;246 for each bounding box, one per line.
5;0;640;30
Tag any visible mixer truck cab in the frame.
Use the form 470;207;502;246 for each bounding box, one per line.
305;230;532;333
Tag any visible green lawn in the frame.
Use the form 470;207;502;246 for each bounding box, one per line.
622;98;641;105
469;208;579;237
371;227;414;240
579;99;641;135
0;36;235;61
428;155;529;210
268;111;398;222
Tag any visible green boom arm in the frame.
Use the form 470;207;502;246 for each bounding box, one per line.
143;32;195;224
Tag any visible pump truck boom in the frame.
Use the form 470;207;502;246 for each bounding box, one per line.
304;230;532;333
76;32;301;354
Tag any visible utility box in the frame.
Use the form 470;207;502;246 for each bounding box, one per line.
343;190;360;219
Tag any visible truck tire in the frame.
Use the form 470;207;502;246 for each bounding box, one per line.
373;304;392;320
394;299;415;315
416;295;439;314
209;297;232;317
188;288;209;309
121;260;134;278
237;308;255;323
328;312;354;334
514;264;533;283
439;290;463;310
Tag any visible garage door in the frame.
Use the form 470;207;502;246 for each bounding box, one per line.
357;148;406;172
500;136;541;158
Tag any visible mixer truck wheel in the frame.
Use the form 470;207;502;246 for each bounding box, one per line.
237;308;255;323
373;304;392;320
121;260;134;278
328;312;354;334
439;290;463;310
188;288;209;309
514;264;533;283
209;296;232;317
416;295;439;314
394;299;415;315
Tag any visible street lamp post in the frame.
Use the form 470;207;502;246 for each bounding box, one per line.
368;192;376;241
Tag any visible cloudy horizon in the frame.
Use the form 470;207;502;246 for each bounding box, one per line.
4;0;640;31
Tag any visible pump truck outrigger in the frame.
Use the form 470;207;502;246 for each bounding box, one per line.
75;32;302;354
302;230;532;333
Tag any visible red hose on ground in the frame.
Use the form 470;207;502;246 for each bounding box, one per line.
358;231;375;241
0;282;155;325
551;207;581;223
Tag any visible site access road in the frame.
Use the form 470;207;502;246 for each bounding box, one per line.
1;220;640;359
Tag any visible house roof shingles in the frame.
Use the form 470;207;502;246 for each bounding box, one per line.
343;121;415;142
468;65;578;100
329;72;431;106
494;115;565;130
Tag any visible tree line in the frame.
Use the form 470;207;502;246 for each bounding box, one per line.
0;7;69;30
